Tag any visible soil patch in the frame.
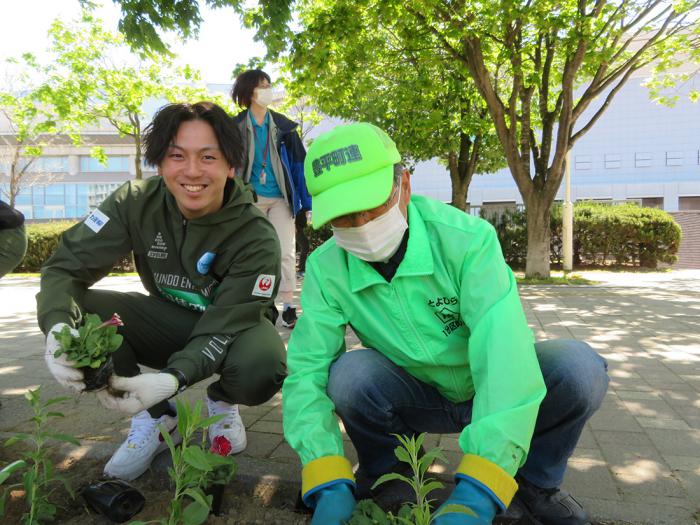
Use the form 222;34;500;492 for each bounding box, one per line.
0;448;310;524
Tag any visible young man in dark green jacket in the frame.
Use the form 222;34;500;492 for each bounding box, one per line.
37;102;286;481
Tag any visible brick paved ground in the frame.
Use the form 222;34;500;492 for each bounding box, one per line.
1;271;698;524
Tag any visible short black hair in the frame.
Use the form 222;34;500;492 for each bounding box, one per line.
143;101;244;169
231;69;271;108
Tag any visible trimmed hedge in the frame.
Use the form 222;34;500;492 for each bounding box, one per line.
15;221;135;273
482;201;681;269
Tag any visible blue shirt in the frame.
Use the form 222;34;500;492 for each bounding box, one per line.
249;112;283;198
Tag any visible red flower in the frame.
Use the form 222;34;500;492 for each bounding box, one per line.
211;435;232;456
99;313;124;329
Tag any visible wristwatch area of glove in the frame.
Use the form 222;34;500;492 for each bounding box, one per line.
160;367;188;395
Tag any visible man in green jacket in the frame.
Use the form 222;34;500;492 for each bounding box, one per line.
282;123;609;525
37;102;286;481
0;199;27;277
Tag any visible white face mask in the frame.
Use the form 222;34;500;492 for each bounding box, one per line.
254;87;274;107
332;183;408;262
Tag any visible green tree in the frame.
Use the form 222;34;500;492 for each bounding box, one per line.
38;11;225;180
102;0;293;58
0;62;70;207
393;0;699;276
279;6;505;210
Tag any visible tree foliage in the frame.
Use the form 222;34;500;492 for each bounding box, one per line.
0;64;68;206
281;3;506;209
35;10;226;180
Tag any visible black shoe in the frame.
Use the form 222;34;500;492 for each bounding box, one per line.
516;476;592;525
282;307;297;328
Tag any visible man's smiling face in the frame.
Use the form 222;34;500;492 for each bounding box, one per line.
160;119;235;220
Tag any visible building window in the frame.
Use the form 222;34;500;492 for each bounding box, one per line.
31;156;70;173
641;197;663;209
604;154;621;169
80;155;129;173
575;155;592;171
635;152;652;168
666;151;683;166
679;196;700;211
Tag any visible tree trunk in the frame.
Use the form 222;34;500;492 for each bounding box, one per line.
448;132;478;211
9;147;20;208
133;118;142;180
448;152;468;211
524;197;552;278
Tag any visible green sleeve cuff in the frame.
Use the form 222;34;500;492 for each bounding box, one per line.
301;455;355;501
456;454;518;509
42;313;75;336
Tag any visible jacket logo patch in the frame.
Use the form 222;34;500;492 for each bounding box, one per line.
428;296;464;337
148;232;168;260
252;274;275;297
197;251;216;275
84;209;110;233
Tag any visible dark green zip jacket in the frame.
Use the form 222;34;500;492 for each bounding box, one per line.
36;176;281;384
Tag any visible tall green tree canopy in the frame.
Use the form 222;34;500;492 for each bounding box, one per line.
282;4;506;209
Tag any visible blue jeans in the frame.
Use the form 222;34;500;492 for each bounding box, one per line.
326;340;609;490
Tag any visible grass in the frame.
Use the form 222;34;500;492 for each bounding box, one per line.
515;272;597;285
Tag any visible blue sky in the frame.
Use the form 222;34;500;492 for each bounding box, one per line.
0;0;267;84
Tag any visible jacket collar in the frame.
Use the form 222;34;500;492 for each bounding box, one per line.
348;198;434;293
234;109;298;134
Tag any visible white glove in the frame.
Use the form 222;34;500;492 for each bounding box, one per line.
45;323;85;392
98;373;178;415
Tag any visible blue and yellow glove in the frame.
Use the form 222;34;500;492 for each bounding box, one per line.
433;477;499;524
310;482;356;525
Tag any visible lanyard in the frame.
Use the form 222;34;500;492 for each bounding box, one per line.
259;128;271;185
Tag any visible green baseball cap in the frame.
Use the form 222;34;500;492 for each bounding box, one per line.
304;122;401;228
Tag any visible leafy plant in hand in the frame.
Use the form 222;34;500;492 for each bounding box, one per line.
0;387;80;524
130;399;236;525
349;433;474;525
52;313;123;391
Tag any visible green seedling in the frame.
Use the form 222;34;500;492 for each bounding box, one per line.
53;312;123;369
0;387;80;524
130;399;236;525
53;313;124;391
349;433;474;525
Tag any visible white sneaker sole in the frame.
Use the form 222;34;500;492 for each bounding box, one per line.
104;427;182;481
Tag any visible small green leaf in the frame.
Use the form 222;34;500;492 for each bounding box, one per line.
183;446;213;472
0;460;28;484
372;471;412;490
43;396;71;407
47;433;81;446
5;434;30;447
181;498;211;525
433;503;476;518
394;446;412;464
182;487;210;510
159;423;176;452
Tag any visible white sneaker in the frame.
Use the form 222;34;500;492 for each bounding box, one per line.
104;408;181;481
206;396;247;455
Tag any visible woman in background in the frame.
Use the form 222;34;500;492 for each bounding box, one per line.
231;69;311;329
